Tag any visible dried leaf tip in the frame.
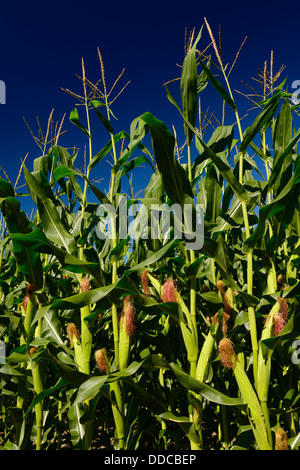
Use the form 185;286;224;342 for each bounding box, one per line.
216;279;226;297
219;338;237;370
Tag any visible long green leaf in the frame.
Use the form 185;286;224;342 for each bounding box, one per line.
198;57;237;111
69;108;90;137
166;85;248;203
131;112;194;207
181;27;203;145
23;164;77;256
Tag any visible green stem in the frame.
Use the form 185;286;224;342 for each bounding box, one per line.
261;401;272;448
223;70;258;388
109;380;125;449
187;144;198;347
221;405;229;450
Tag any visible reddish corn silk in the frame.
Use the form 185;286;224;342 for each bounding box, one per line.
80;277;90;292
122;296;136;336
141;270;150;297
26;283;36;298
23;296;29;311
278;297;288;320
160;278;178;303
273;297;289;336
223;289;232;315
222;312;231;336
95;348;109;375
223;289;237;315
66;323;80;347
219;338;237;370
273;315;286;336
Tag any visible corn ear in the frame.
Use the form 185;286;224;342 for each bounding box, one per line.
257;301;280;403
119;314;131;371
177;296;198;362
219;338;271;450
119;296;136;370
80;278;92;374
67;324;87;373
24;294;37;344
196;320;219;382
80;305;92;373
233;359;271;450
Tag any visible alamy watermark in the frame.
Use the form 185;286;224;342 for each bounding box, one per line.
96;196;204;250
291;80;300;105
0;80;6;104
291;340;300;365
0;340;6;364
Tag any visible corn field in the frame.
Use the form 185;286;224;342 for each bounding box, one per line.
0;22;300;451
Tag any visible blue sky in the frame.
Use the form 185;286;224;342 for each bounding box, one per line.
0;0;299;213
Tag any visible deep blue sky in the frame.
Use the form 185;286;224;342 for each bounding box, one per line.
0;0;299;213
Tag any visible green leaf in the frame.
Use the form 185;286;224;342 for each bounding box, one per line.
68;404;85;446
23;164;78;256
239;92;281;153
52;164;80;184
198;58;237;111
0;178;15;198
204;162;222;223
269;124;300;192
1;197;44;290
92;100;114;134
53;146;83;202
123;238;178;275
180;27;203;145
50;275;139;310
165;85;248;203
131;112;194;207
243;175;297;252
69;108;90;137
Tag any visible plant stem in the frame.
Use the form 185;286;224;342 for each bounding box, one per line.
261;400;272;448
187;144;198;346
223;70;258;388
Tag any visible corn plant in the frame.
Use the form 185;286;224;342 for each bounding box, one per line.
0;20;300;451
